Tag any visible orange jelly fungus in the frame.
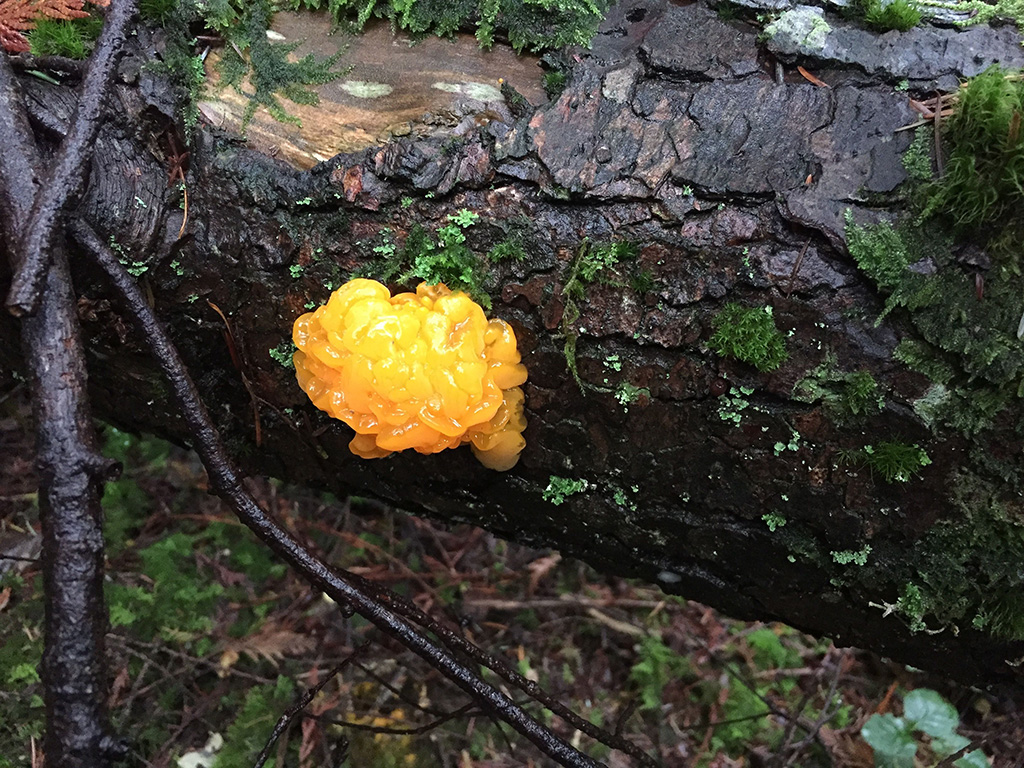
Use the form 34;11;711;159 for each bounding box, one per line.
292;279;528;471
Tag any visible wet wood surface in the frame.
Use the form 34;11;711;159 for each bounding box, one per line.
199;14;546;169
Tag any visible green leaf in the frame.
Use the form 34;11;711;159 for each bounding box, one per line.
7;662;41;687
109;603;137;628
861;713;917;768
903;688;959;739
933;732;971;757
955;749;991;768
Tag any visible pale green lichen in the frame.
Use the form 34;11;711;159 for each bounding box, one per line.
718;386;754;426
431;81;503;101
615;382;649;408
340;80;393;98
919;0;1024;28
764;7;832;51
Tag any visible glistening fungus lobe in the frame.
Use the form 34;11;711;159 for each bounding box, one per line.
293;279;528;470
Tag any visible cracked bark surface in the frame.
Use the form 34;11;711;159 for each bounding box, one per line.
2;0;1023;689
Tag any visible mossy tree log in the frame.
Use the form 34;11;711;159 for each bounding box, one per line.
3;0;1024;689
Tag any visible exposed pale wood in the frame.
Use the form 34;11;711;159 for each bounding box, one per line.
198;14;546;169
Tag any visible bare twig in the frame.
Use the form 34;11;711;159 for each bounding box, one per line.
6;0;139;317
785;239;811;296
314;702;481;736
784;651;848;764
251;645;369;768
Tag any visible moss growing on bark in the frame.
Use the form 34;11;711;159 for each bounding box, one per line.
794;354;883;421
286;0;610;52
844;213;1024;435
858;0;922;31
709;304;788;373
892;473;1024;639
922;66;1024;234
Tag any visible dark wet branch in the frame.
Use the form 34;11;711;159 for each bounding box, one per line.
5;0;138;318
0;54;119;768
68;217;618;768
312;701;482;735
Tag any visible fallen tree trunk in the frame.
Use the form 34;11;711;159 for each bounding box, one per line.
3;0;1024;690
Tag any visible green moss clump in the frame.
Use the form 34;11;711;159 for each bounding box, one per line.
564;240;639;299
894;473;1024;639
543;70;568;98
794;354;883;420
487;238;528;263
286;0;610;52
844;211;912;291
269;342;297;370
860;441;931;483
709;303;788;373
922;65;1024;232
901;126;934;182
28;16;103;59
543;476;588;505
356;210;491;308
858;0;921;31
844;212;1024;434
838;442;931;483
401;211;491;308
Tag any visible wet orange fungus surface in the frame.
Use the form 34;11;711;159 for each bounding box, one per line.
293;279;528;470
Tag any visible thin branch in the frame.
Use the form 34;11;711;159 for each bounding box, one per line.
251;645;369;768
6;0;138;317
784;651;848;764
313;701;481;736
68;217;610;768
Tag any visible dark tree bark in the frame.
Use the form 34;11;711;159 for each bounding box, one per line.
4;0;1024;692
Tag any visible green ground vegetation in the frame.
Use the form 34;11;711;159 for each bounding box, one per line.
708;303;788;373
3;423;1016;765
861;688;988;768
